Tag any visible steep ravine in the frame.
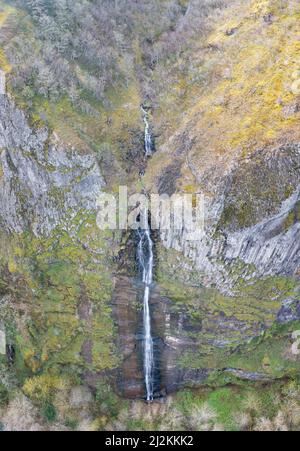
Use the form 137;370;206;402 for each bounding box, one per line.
0;53;300;408
113;107;300;401
1;0;300;431
113;106;161;400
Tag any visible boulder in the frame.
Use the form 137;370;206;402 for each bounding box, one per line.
69;386;93;408
277;298;300;324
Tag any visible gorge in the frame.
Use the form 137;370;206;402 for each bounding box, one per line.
138;106;155;402
137;214;155;402
0;0;300;432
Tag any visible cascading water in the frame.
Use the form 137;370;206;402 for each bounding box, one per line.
141;106;154;157
137;105;155;402
137;218;155;402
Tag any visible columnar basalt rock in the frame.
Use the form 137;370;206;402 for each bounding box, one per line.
0;96;104;235
159;144;300;292
0;0;300;416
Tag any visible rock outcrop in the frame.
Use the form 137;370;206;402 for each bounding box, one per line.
0;95;104;235
0;0;299;411
160;144;300;292
277;298;300;324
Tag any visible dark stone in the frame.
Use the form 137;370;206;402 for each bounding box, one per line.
263;13;274;24
164;369;210;394
6;344;15;365
118;127;146;178
157;160;182;196
225;27;238;36
112;276;144;399
224;368;273;382
277;298;300;324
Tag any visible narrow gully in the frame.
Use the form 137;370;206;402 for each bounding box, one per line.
138;105;156;402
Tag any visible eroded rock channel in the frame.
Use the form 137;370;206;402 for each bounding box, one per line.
113;105;161;400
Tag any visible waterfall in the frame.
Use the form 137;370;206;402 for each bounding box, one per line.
138;105;155;402
137;219;154;402
141;106;154;157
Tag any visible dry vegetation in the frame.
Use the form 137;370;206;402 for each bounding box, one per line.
2;381;300;431
0;0;300;432
146;0;300;195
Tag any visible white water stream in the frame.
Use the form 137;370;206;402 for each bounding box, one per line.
137;221;154;402
141;106;153;157
138;106;155;401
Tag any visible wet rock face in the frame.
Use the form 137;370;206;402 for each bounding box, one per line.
113;276;162;399
113;276;144;399
113;274;283;395
155;305;210;392
112;223;300;396
1;82;299;398
111;275;163;398
0;95;104;235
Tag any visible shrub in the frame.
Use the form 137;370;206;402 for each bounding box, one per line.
282;400;300;428
188;403;217;431
274;411;288;431
42;402;57;423
254;417;275;432
0;383;9;407
65;418;79;430
234;412;253;431
23;374;68;403
95;382;119;418
242;392;263;416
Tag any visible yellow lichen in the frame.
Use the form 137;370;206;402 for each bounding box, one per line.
23;374;69;402
0;4;13;73
198;2;300;154
148;0;300;191
8;258;17;273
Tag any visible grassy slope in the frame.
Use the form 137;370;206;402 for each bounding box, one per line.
0;1;13;72
0;0;300;431
0;0;145;428
149;0;300;408
147;0;300;191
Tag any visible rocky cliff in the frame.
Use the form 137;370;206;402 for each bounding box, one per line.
0;95;104;235
0;0;299;432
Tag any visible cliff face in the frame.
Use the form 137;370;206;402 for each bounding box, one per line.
0;96;104;235
159;144;300;290
144;0;300;389
0;0;299;430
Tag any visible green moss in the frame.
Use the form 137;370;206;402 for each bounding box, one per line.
95;381;122;418
42;402;57;423
160;258;296;335
174;389;206;416
225;321;300;378
207;388;244;431
157;244;298;377
283;201;300;230
0;212;121;404
0;383;9;407
221;201;253;230
181;320;300;384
